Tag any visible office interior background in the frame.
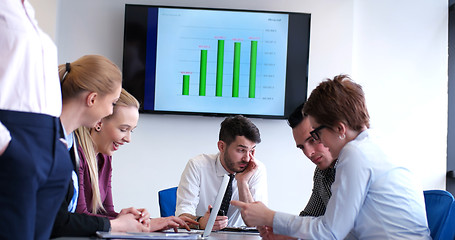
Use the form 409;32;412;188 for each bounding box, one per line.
31;0;448;217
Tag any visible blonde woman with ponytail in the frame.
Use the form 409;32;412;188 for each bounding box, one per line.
52;55;152;238
75;88;197;233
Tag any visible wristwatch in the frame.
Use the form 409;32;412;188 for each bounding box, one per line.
195;216;202;230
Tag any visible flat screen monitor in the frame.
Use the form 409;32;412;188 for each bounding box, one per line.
122;4;310;119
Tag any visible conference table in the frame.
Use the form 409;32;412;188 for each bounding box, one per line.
53;231;262;240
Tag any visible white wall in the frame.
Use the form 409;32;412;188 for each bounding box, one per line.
38;0;447;218
352;0;448;189
29;0;57;40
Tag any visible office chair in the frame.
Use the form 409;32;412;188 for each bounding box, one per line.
423;190;455;240
444;205;455;240
158;186;178;217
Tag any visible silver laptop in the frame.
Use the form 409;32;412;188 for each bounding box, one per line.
96;174;231;239
201;173;230;238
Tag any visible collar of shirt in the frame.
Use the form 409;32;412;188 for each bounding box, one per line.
62;125;74;150
320;167;336;179
215;153;231;177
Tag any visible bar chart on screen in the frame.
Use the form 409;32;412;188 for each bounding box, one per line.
181;39;259;99
153;8;289;115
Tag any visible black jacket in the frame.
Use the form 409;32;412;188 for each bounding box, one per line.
50;144;110;238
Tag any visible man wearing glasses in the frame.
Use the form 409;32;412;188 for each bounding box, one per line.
233;75;430;239
257;103;337;239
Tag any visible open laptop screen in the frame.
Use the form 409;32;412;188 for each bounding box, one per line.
202;174;230;238
96;174;231;239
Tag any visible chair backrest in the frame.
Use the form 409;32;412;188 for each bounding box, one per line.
438;201;455;239
423;190;455;240
158;187;178;217
442;203;455;240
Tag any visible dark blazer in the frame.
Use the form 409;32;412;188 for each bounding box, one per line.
50;144;110;238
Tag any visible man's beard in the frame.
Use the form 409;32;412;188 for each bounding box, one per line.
223;151;247;173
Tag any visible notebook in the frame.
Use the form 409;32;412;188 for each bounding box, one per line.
97;174;231;239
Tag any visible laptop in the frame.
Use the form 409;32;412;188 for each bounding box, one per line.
97;174;231;239
200;173;230;238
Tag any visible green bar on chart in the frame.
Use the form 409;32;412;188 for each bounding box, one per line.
182;75;190;95
249;41;257;98
199;50;207;96
232;42;241;97
216;40;225;97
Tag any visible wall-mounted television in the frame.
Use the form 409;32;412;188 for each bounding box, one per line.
122;4;310;119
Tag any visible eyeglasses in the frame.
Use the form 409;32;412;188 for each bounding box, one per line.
310;125;327;141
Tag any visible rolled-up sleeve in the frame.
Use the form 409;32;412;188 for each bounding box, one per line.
175;159;200;216
248;160;268;205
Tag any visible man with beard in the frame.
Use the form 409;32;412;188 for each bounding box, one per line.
176;115;268;230
257;103;336;240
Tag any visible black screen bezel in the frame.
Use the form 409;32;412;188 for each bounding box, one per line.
122;4;310;119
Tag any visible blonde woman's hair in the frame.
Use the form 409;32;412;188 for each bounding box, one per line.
59;55;122;101
106;88;140;119
74;88;139;214
74;126;103;213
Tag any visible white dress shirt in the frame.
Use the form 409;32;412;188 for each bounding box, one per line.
176;153;268;227
273;130;431;240
0;0;62;150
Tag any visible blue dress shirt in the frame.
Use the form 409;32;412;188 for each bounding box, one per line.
64;131;79;213
273;130;431;239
